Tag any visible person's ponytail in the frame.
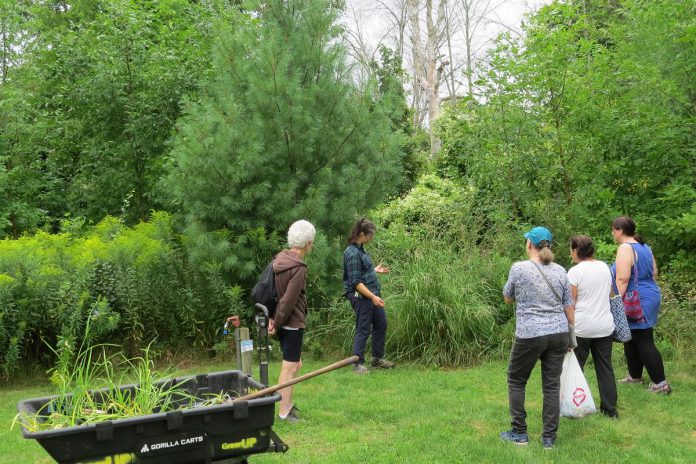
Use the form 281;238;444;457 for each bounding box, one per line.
347;217;376;244
535;239;554;264
539;247;554;265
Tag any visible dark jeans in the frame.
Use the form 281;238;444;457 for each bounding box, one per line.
624;328;666;383
507;332;568;439
574;335;617;416
349;295;387;364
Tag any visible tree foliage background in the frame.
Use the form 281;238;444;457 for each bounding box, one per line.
437;0;695;289
0;0;694;376
0;0;229;235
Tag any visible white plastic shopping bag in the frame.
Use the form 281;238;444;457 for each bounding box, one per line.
559;351;597;418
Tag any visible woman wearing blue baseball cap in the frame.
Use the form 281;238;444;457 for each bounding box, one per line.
500;226;574;450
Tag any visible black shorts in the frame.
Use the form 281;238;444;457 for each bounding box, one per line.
277;328;304;362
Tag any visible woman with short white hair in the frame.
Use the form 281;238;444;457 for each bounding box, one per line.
287;220;316;248
269;219;315;422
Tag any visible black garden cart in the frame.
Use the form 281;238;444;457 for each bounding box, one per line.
17;305;288;464
17;369;286;464
17;303;356;463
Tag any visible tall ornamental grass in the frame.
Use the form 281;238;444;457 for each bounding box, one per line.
384;243;513;366
372;175;516;366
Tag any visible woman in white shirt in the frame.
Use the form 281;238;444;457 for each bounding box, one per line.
568;235;618;418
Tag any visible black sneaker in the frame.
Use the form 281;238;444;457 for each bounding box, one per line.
542;437;555;450
600;408;619;419
279;409;300;423
499;430;529;445
370;358;395;369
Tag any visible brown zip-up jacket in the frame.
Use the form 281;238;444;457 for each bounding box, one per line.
273;250;308;328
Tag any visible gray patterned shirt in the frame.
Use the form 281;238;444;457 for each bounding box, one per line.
503;260;572;339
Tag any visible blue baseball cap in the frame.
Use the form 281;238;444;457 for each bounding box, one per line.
524;226;553;246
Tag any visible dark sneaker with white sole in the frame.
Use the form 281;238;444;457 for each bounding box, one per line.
370;358;395;369
499;430;529;445
279;409;300;423
542;437;555;450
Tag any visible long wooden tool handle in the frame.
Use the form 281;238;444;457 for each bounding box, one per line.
235;355;359;402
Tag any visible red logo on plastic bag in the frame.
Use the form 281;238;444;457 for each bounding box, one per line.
572;387;587;406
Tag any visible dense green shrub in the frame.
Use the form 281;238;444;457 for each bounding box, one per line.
0;212;242;379
375;174;475;241
654;271;696;362
308;176;516;367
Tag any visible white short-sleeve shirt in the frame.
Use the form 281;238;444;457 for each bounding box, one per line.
567;260;614;338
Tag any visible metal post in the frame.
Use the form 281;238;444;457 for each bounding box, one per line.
254;304;270;386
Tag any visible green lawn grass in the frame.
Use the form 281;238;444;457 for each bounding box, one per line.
3;353;695;464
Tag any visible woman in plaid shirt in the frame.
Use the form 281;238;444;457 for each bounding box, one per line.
343;218;395;374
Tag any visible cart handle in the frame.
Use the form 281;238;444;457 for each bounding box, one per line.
233;355;359;402
255;303;269;319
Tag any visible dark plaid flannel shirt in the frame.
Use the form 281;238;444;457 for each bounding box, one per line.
343;244;381;296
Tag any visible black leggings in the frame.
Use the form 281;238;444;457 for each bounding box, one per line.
624;328;666;383
575;335;617;416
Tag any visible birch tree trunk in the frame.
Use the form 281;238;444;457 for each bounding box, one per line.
408;0;447;155
427;0;446;155
407;0;426;129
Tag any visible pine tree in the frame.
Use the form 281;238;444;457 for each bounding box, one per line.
165;0;403;277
